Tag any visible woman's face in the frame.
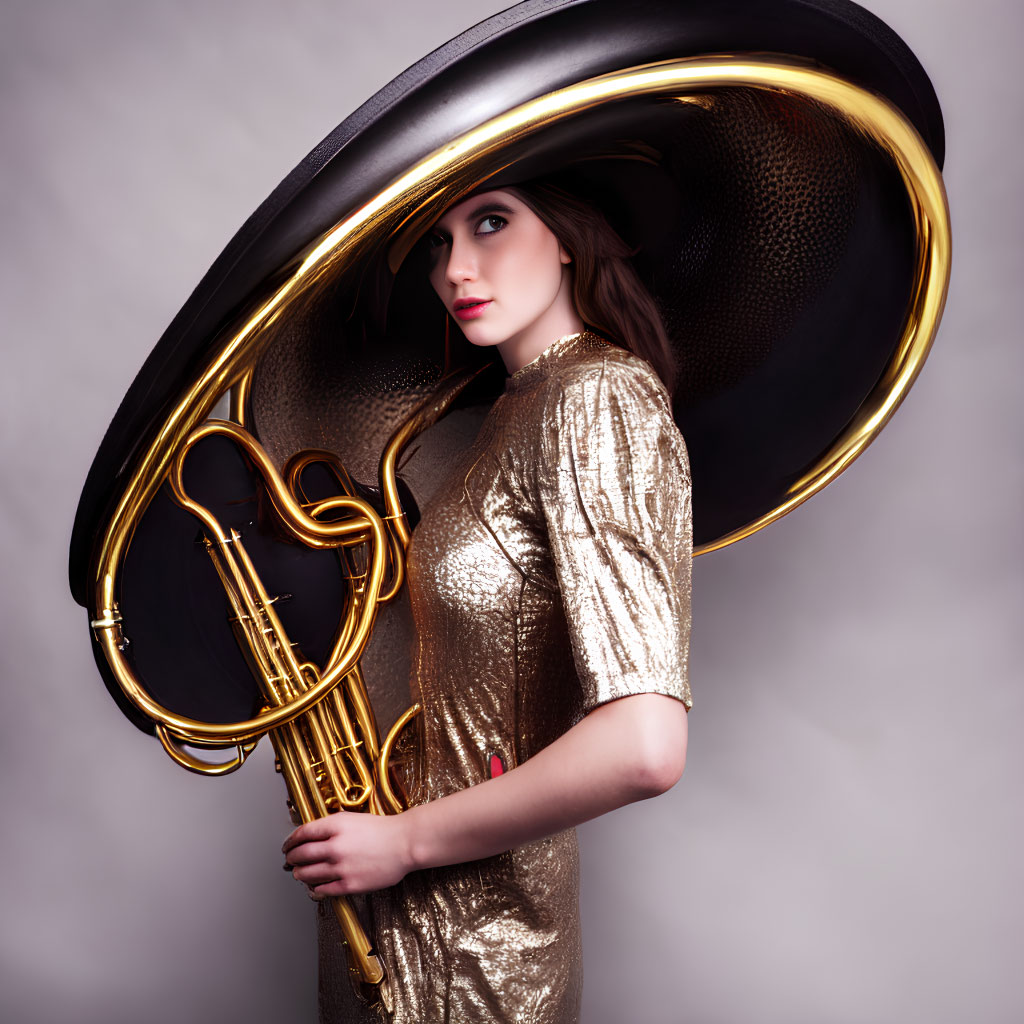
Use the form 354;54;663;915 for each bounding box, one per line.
427;189;580;369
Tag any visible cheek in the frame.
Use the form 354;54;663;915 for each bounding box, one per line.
535;244;568;299
506;232;565;299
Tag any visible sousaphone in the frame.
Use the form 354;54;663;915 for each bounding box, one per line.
69;0;949;1005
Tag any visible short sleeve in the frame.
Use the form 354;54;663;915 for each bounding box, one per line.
536;355;693;713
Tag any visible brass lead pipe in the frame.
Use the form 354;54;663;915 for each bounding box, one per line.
379;366;491;552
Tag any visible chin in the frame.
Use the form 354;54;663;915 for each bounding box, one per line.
455;323;507;349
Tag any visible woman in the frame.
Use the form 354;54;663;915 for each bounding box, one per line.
63;3;948;1021
283;182;693;1022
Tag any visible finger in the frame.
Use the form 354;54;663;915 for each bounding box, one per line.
284;840;335;868
282;815;340;854
292;862;340;886
311;879;353;899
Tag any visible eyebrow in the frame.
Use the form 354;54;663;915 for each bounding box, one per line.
462;201;515;221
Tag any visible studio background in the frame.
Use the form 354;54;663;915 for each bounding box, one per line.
1;1;1020;1021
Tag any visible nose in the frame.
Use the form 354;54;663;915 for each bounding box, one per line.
444;234;476;286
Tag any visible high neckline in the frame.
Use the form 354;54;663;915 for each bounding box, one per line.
504;330;610;391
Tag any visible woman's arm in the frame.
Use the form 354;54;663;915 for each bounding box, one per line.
282;691;688;897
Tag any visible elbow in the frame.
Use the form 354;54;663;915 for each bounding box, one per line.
589;693;689;802
622;699;688;800
628;741;686;799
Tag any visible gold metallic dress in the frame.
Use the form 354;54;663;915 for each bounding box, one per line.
318;331;693;1023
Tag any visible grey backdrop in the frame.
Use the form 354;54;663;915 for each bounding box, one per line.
2;1;1021;1021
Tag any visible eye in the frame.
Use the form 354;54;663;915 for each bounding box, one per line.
475;215;507;236
424;231;449;267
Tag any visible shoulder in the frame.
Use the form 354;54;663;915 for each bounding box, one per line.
531;343;692;534
539;342;675;425
533;343;689;490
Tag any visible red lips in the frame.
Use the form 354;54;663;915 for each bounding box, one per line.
453;297;491;320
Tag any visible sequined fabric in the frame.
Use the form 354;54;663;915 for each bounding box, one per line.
319;332;692;1022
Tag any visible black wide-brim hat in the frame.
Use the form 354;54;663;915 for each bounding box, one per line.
70;0;949;731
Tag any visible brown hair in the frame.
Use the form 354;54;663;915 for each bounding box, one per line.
507;182;676;394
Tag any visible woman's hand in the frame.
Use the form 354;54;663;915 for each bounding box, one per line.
283;810;415;898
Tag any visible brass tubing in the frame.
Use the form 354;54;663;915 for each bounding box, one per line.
285;451;394;598
379;367;487;554
228;535;376;810
325;561;361;677
229;368;254;427
154;726;257;776
312;697;360;807
324;689;374;806
377;704;423;816
312;688;373;808
302;693;360;806
269;658;364;809
344;666;383;763
273;734;310;820
170;422;377;549
330;898;385;987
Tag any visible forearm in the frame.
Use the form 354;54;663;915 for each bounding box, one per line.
402;691;688;872
283;691;688;895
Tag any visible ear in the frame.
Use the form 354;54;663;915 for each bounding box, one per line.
558;245;572;265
